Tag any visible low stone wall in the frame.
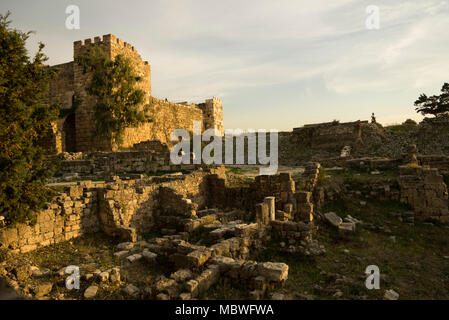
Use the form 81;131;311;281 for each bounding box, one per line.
419;155;449;175
144;228;288;299
207;172;296;213
398;166;449;222
292;121;367;148
0;183;100;253
341;178;400;202
0;170;216;253
269;221;312;243
320;157;402;170
52;151;200;179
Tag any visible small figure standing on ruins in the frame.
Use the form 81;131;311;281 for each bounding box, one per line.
371;113;377;124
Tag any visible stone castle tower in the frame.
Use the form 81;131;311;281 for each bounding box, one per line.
47;34;224;153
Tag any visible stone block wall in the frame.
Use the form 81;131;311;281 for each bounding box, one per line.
73;36;112;152
47;62;75;111
98;179;159;237
53;151;197;178
398;166;449;222
0;169;214;253
197;97;224;136
0;184;100;253
0;168;311;255
419;155;449;175
121;97;203;149
72;35;153;152
292;121;367;148
269;221;312;243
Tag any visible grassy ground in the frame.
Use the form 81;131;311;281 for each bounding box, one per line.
254;196;449;300
3;233;166;300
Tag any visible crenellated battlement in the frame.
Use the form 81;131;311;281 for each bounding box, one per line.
74;34;133;50
73;34;148;65
206;96;222;104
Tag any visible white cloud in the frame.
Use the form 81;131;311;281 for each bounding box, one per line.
3;0;448;128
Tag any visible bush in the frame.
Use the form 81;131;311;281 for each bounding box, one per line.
0;12;59;226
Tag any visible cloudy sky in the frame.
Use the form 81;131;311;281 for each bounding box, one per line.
1;0;449;130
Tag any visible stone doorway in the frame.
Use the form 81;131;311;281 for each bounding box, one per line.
63;113;76;152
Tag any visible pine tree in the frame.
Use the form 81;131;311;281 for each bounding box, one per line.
0;12;60;225
415;83;449;116
75;47;151;148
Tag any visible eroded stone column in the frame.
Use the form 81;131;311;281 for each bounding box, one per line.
256;203;270;225
264;196;276;221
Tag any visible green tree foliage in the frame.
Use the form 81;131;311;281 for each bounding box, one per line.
75;47;151;148
415;83;449;116
0;12;60;225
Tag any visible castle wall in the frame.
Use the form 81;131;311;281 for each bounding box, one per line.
73;36;121;152
45;62;75;154
48;62;75;109
45;34;224;153
109;35;151;96
120;97;203;148
198;97;224;136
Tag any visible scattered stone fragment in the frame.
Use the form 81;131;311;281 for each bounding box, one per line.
338;222;356;232
31;267;51;278
98;271;109;282
126;253;142;263
324;212;342;228
333;290;343;298
156;293;169;300
345;215;363;225
117;242;134;250
170;269;193;282
271;293;285;300
179;293;191;300
32;282;53;297
142;249;157;262
384;289;399;300
154;277;176;292
110;267;121;282
84;273;94;281
84;285;98;299
257;262;289;282
122;284;140;297
114;250;129;258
